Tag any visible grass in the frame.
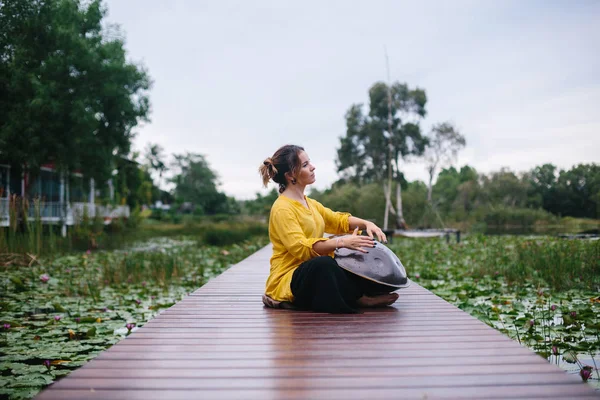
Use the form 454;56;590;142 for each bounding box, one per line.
392;235;599;291
1;196;268;257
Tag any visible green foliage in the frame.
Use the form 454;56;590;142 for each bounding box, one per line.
0;236;269;399
336;81;428;184
424;122;466;203
0;0;151;184
111;155;157;208
478;206;557;228
169;152;239;215
0;196;155;256
531;163;600;219
203;222;268;246
393;235;599;292
311;183;387;226
241;188;279;218
390;235;599;388
270;163;598;233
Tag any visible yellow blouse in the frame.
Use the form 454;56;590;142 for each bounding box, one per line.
265;195;351;302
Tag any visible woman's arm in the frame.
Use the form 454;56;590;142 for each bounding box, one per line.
312;227;376;255
348;216;388;243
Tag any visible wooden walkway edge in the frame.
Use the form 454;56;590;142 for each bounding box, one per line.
37;245;600;399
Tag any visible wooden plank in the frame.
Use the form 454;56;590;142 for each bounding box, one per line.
58;362;567;378
47;373;580;390
35;386;599;400
36;244;600;399
102;341;524;351
95;347;534;360
60;355;564;369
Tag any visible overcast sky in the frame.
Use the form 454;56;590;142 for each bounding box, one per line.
103;0;599;200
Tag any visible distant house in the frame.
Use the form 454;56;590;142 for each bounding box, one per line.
0;161;129;235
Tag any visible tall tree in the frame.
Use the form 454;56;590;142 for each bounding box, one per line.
481;169;530;208
170;152;236;215
555;164;600;219
144;143;168;188
424;122;466;204
0;0;150;185
336;81;428;229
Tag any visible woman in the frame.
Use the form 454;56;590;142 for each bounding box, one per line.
259;144;399;314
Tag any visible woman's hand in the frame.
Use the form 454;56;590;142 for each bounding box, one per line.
338;227;377;253
364;221;387;243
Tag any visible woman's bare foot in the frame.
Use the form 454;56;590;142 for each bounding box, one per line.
357;292;399;308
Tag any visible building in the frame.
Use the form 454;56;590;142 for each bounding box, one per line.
0;162;129;235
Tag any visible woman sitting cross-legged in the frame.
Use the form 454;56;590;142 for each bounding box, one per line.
259;144;399;314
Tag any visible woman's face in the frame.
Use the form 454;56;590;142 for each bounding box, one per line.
295;151;316;186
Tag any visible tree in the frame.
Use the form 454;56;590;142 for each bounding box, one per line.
336;81;428;229
112;154;155;208
424;122;466;204
243;188;279;217
554;164;600;218
144;143;168;189
169;152;237;215
481;169;530;208
433;167;461;214
0;0;151;185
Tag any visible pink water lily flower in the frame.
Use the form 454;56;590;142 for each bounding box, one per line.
40;274;50;283
580;367;592;382
54;315;61;322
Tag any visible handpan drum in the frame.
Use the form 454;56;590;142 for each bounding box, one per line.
334;241;411;295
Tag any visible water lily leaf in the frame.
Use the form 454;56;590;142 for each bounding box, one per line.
9;276;26;292
561;314;573;325
78;317;98;323
85;327;96;338
1;387;41;400
9;373;54;388
52;303;66;312
562;352;578;363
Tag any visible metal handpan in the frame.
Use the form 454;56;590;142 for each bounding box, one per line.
334;241;411;294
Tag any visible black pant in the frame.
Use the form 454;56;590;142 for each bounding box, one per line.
291;256;365;314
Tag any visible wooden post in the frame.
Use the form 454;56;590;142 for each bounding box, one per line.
5;165;10;197
60;174;66;237
89;178;95;217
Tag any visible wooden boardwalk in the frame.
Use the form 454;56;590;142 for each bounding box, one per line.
37;245;599;399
